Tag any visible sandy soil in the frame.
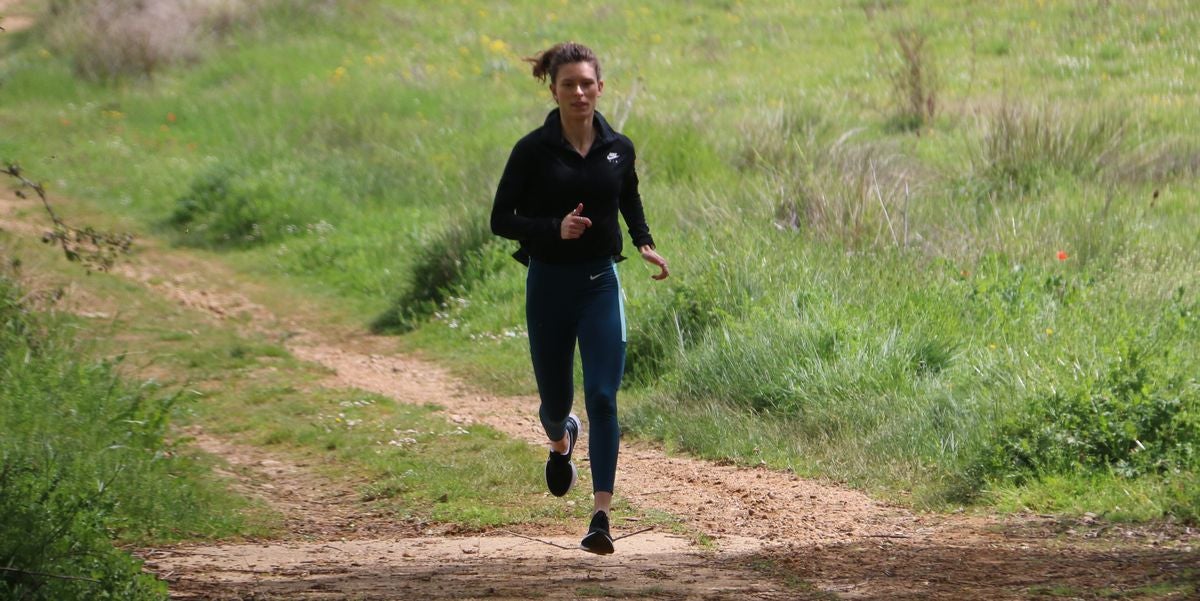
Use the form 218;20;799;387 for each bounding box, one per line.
3;189;1198;600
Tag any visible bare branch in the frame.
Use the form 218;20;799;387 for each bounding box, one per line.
3;163;134;273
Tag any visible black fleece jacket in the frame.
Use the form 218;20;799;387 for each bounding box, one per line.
491;109;655;265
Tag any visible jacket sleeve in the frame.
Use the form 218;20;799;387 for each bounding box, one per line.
491;141;561;241
618;150;655;249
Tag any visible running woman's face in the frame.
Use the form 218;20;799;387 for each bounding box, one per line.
551;61;603;119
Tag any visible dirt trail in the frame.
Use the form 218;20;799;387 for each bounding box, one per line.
3;190;1198;599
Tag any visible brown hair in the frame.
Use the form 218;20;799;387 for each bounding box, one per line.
524;42;601;84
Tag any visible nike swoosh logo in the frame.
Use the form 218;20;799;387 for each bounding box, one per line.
590;273;604;280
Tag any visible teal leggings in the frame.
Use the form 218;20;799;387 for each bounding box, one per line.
526;257;626;494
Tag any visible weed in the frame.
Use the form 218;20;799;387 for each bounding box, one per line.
984;306;1199;482
968;101;1128;200
0;273;257;600
625;269;745;386
168;164;282;247
760;122;919;249
45;0;254;81
884;25;939;132
371;212;502;333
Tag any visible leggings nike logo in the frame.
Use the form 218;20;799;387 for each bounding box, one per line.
590;273;604;280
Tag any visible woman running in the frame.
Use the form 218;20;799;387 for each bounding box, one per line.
490;41;669;554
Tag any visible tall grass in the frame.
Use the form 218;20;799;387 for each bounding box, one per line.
968;101;1129;200
371;212;502;333
0;271;258;600
884;25;939;132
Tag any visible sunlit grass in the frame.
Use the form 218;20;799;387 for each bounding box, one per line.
2;0;1198;519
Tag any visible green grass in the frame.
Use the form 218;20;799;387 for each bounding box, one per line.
194;382;580;528
3;0;1199;521
0;229;593;529
0;265;268;600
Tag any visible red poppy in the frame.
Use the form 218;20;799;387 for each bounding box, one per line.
1056;250;1069;261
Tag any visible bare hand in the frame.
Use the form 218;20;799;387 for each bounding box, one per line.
560;203;592;240
639;245;669;280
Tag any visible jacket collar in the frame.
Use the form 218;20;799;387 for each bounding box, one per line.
539;108;617;151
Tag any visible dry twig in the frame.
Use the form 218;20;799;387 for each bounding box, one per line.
497;526;656;551
3;163;133;272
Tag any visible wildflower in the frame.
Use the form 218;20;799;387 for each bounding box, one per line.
1046;328;1054;336
330;66;347;83
1056;250;1069;261
166;112;176;123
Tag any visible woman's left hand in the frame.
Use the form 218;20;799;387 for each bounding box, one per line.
638;245;669;281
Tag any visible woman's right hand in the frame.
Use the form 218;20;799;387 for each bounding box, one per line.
560;203;592;239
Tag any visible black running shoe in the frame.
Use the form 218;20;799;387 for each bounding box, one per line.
545;414;580;497
580;510;614;555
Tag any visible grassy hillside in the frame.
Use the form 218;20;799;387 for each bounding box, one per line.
2;0;1198;519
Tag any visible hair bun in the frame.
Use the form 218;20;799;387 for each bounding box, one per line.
523;42;600;84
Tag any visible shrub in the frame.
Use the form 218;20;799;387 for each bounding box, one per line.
167;164;281;247
624;273;740;386
884;26;938;132
766;132;918;250
45;0;254;81
982;293;1199;483
968;101;1128;200
371;212;501;333
0;275;167;600
1;270;256;598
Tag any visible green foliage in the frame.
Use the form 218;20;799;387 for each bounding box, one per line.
371;213;502;333
167;164;285;247
0;276;161;599
985;293;1199;482
0;274;254;599
625;269;743;386
5;0;1200;521
968;102;1128;200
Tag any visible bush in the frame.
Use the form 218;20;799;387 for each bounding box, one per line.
983;292;1199;482
0;275;166;599
624;273;739;387
371;212;501;333
0;273;252;599
884;26;939;132
766;134;918;249
167;164;283;247
968;101;1128;200
45;0;254;81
